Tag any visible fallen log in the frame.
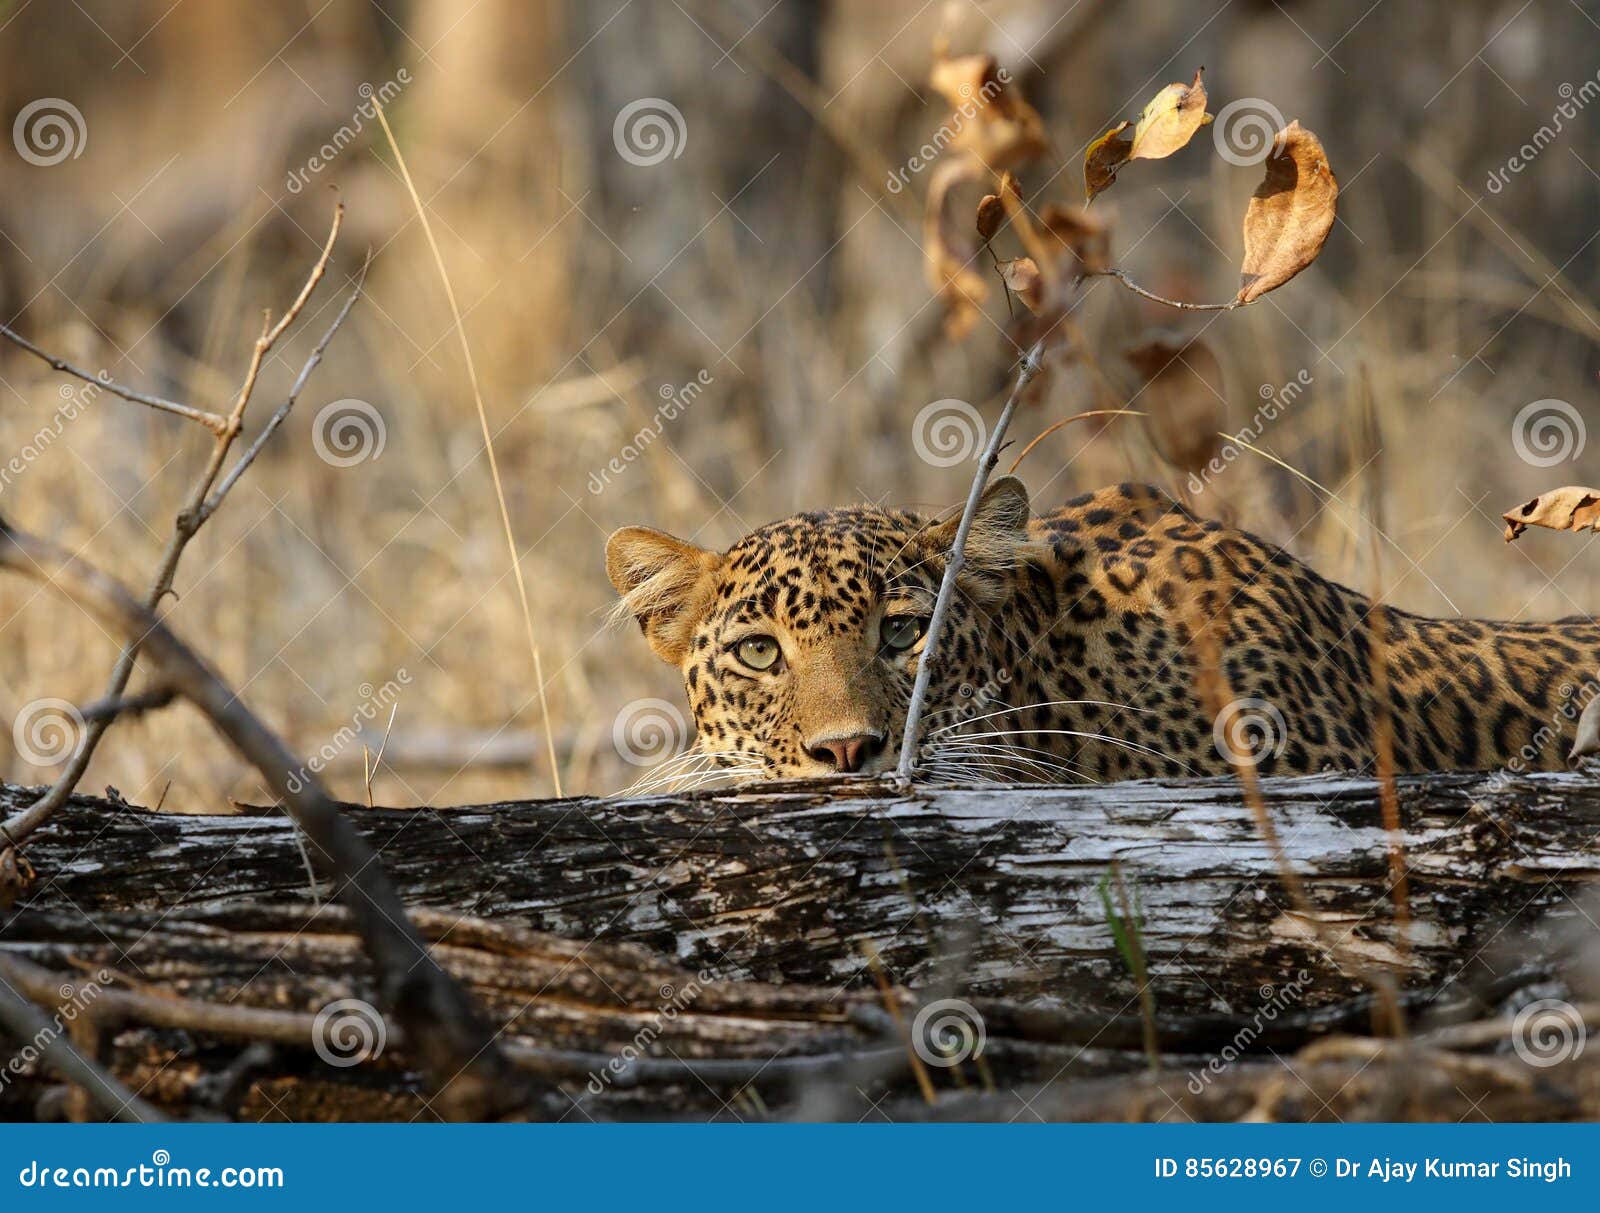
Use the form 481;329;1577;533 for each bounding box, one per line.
9;771;1600;1009
2;771;1597;1120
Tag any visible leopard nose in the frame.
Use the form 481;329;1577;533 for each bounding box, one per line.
806;732;885;773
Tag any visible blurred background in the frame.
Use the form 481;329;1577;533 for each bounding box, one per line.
0;0;1596;808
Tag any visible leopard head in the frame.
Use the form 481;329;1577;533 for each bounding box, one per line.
605;478;1033;780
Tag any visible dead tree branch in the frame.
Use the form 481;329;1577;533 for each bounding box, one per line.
0;522;530;1120
0;204;354;854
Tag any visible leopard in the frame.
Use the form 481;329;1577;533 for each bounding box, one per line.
605;477;1600;784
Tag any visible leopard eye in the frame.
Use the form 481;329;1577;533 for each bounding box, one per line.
734;635;782;672
881;615;927;652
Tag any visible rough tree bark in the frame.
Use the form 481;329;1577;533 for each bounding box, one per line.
2;771;1597;1120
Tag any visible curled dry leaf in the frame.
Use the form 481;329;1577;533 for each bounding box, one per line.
1129;68;1211;163
925;158;990;341
976;192;1004;241
1237;120;1338;304
1125;333;1226;477
1571;691;1600;763
1501;486;1600;542
928;51;1048;170
920;49;1048;341
0;844;35;911
1084;121;1132;201
997;256;1045;312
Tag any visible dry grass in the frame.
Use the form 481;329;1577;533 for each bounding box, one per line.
0;0;1596;809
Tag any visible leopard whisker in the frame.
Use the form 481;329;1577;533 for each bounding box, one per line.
928;698;1154;736
925;738;1097;784
940;727;1196;774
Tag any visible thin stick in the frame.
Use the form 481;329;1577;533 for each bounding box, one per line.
0;204;346;854
861;941;936;1106
367;702;397;809
896;341;1044;779
77;686;177;723
1007;408;1145;473
198;256;369;527
1092;267;1239;311
0;956;166;1122
372;99;564;799
0;322;229;434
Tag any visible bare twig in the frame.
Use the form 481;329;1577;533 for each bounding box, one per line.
1007;408;1145;473
1091;267;1239;311
0;323;229;434
896;340;1045;779
0;520;530;1119
198;254;370;527
372;100;564;799
0;204;348;855
77;686;177;724
0;955;165;1122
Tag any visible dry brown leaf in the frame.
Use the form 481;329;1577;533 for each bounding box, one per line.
1125;333;1226;477
1129;69;1211;162
928;51;1048;170
975;192;1004;242
1237;120;1338;304
924;157;990;341
0;845;35;911
1084;121;1132;201
997;256;1045;312
1501;486;1600;542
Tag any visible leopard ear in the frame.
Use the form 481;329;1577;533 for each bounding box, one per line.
923;475;1032;552
606;526;721;665
919;476;1035;601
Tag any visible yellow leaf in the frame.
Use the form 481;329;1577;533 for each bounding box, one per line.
1129;69;1210;162
1084;121;1131;201
1237;120;1338;304
1501;486;1600;543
